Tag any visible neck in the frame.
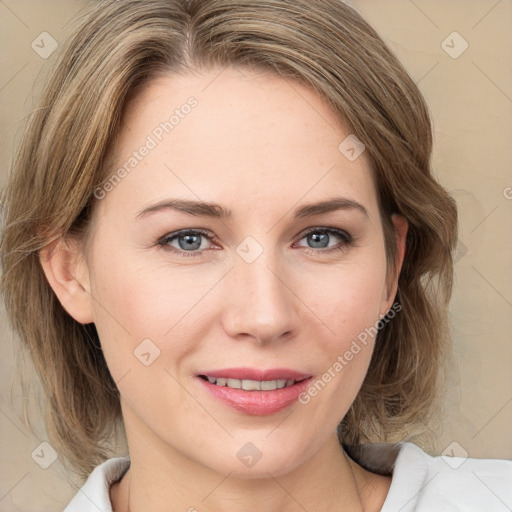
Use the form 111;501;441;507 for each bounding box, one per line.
110;428;391;512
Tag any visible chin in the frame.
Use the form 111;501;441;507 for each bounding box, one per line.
206;443;304;480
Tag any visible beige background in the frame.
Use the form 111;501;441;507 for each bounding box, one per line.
1;0;511;510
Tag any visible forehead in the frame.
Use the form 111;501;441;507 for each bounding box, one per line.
101;67;379;223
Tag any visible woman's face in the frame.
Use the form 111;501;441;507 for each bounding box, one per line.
78;67;405;477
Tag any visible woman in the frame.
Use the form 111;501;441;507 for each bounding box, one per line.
1;0;510;510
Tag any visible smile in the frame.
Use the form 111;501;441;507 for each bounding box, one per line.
196;368;313;415
199;375;303;390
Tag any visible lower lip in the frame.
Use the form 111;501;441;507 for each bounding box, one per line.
197;377;312;416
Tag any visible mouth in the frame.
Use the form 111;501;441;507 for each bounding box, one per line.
196;368;313;415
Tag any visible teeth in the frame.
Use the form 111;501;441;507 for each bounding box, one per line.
205;377;298;390
261;380;277;391
242;379;261;391
226;378;241;389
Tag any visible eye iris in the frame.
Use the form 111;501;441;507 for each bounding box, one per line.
179;233;202;250
309;232;329;248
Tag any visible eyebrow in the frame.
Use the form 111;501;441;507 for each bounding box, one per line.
136;196;369;220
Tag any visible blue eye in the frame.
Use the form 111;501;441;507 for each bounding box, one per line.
158;229;213;257
295;228;353;255
157;227;353;257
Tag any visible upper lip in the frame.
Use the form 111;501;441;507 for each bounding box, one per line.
197;367;312;381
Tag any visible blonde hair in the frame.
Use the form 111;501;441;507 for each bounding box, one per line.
1;0;458;478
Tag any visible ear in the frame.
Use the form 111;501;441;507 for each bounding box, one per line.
380;213;408;316
39;238;94;324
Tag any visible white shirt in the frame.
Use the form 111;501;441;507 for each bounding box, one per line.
62;442;512;511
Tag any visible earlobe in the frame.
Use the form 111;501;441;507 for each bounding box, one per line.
39;239;94;324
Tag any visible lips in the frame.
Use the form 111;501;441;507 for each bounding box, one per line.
196;367;312;415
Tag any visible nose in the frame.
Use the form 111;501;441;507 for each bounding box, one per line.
221;247;298;346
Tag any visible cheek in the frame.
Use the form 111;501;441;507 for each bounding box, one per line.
86;245;212;382
295;255;388;408
301;255;388;343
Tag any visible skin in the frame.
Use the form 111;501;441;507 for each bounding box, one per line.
41;67;407;511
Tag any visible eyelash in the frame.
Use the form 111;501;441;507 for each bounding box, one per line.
157;227;354;258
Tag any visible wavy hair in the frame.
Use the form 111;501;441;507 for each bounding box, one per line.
0;0;458;478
